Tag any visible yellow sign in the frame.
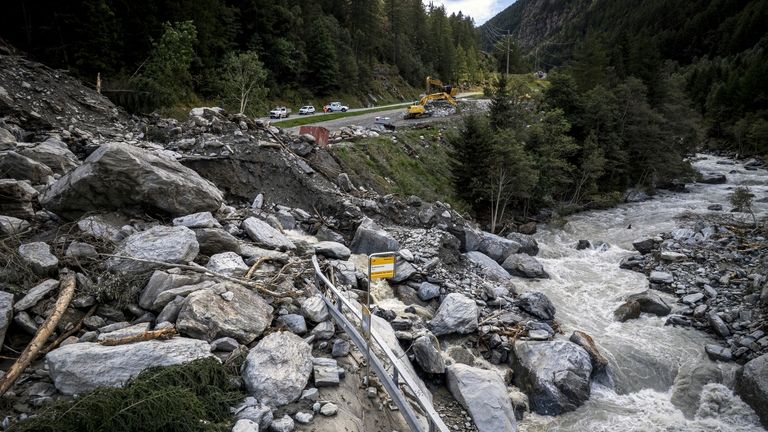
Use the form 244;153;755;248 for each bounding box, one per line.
370;255;396;279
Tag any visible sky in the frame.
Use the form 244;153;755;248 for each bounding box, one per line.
428;0;516;25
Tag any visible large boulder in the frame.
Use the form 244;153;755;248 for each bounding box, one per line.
106;225;199;273
501;254;548;279
176;283;273;344
736;352;768;428
301;295;330;323
46;338;214;395
19;138;79;175
241;217;296;251
699;173;726;184
569;331;611;385
193;228;240;255
632;238;655;254
477;232;522;263
446;364;517;432
139;269;208;311
625;290;672;316
0;151;54;184
18;242;58;275
205;252;248;277
0;179;38;218
506;232;539;256
312;241;351;260
242;332;313;407
517;291;556;321
511;340;592;415
464;251;510;280
0;291;13;348
412;333;446;374
349;217;399;254
40;142;224;219
429;293;478;336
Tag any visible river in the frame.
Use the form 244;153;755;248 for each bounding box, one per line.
515;155;768;431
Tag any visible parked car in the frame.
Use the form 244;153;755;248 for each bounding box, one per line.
269;106;291;118
323;101;349;112
299;105;316;115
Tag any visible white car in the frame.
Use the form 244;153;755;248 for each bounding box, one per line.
299;105;316;115
269;106;291;119
324;102;349;112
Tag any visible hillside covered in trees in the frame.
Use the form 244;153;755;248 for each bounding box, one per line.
0;0;493;114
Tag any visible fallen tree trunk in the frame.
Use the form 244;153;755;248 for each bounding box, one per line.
0;268;76;396
99;326;177;346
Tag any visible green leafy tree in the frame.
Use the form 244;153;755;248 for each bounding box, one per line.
141;21;198;105
219;51;268;116
487;130;539;231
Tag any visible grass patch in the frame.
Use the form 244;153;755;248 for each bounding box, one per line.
13;358;244;432
275;103;412;128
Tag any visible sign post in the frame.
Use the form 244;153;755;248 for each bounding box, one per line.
364;252;397;385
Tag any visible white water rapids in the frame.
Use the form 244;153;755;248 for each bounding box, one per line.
515;155;768;432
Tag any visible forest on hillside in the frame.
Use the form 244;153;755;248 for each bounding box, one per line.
0;0;493;114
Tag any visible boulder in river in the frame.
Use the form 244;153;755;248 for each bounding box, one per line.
632;238;655;254
511;340;592;415
698;173;726;184
735;353;768;428
517;291;556;321
505;232;539;256
242;331;313;407
446;364;517;432
502;254;548;279
625;290;672;316
569;331;611;385
429;293;479;336
349;217;399;254
613;300;641;322
40;142;224;219
464;251;510;280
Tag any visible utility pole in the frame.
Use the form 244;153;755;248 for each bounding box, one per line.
505;30;510;76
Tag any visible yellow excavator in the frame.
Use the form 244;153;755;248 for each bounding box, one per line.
404;76;459;119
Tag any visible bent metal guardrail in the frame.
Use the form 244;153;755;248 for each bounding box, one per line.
311;255;449;432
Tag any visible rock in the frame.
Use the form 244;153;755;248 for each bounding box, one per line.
624;189;650;203
417;282;441;301
275;209;296;230
235;398;273;430
107;225;199;273
14;311;38;334
708;204;723;211
649;271;673;284
464;251;510;280
412;333;445;374
77;214;124;242
13;279;58;311
172;211;221;229
156;296;184;324
315;226;345;243
506;232;539;256
0;215;30;236
518;222;537;235
681;292;704;305
477;232;522;263
708;312;730;338
232;419;259;432
251;194;264;210
18;242;58;275
242;332;313;407
0;151;53;184
626;290;672;316
65;241;98;259
671;363;724;417
511;340;592;415
699;173;726;184
194;227;240;255
429;293;478;336
313;358;340;387
19;139;79;175
0;128;15;150
270;415;295;432
517;291;556;321
331;339;350;357
309;321;335;340
502;254;548;279
139;269;208;311
632;238;655;254
40;143;223;219
446;364;517;432
569;331;610;384
613;300;641;322
319;403;338;416
277;314;308;335
660;251;686;262
576;240;591;250
294;411;313;425
242;217;295;251
0;291;13;348
46;338;213;395
312;241;351;260
177;283;273;344
210;337;239;352
350;217;399;254
205;252;248;277
0;179;38;218
301;295;329;323
337;173;354;192
705;344;732;362
736;353;768;428
97;322;151;343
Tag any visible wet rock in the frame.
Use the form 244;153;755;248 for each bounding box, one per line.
242;217;296;251
417;282;441;301
699;173;726;184
242;331;313;407
512;340;592;415
205;252;248;277
350;217;399;254
517;291;556;321
429;293;479;336
477;232;522;263
0;179;38;218
502;254;548;279
626;290;672;316
708;312;730;338
446;364;517;432
614;300;641;322
0;215;30;236
736;353;768;427
704;344;732;362
40;143;223;219
569;331;610;384
177;283;273;344
0;291;13;348
632;238;655;255
649;271;673;284
194;228;240;255
707;204;723;211
172;211;221;229
18;242;58;275
624;189;650;203
312;241;351;260
576;240;591;250
412;332;445;374
671;363;724;417
107;225;199;273
277;314;308;335
315;226;345;243
506;232;539;256
46;338;213;395
0;151;53;184
301;295;330;323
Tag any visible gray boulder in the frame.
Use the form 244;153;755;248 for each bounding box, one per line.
242;217;296;251
736;353;768;428
301;295;330;323
464;251;511;280
569;331;611;385
0;128;15;150
412;333;445;374
172;211;221;229
502;254;548;279
699;173;726;184
277;314;308;335
512;340;592;415
632;238;655;254
315;226;345;243
417;282;441;301
506;232;539;255
312;241;351;260
349;217;399;254
176;283;273;344
477;232;522;263
429;293;478;336
40;142;223;219
18;242;58;275
0;151;53;184
625;290;672;316
517;291;556;320
194;228;240;255
139;269;208;311
205;252;248;277
156;296;185;324
107;226;199;273
19;138;79;175
613;300;641;322
446;364;517;432
13;279;58;311
242;331;313;407
0;215;30;236
46;338;213;395
0;291;13;348
708;312;731;338
0;179;38;218
65;241;98;259
649;271;673;284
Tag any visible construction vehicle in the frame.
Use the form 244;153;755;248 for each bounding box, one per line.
404;92;457;119
426;76;458;97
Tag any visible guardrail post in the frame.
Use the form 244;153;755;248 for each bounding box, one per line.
392;367;399;386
